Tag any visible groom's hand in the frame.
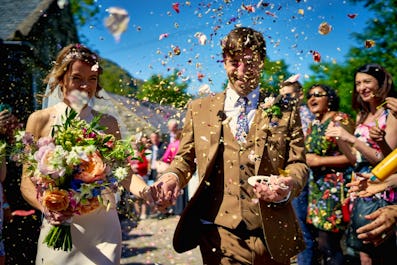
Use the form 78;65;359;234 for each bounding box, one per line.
152;173;181;213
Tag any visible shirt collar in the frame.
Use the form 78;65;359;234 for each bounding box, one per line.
226;86;260;109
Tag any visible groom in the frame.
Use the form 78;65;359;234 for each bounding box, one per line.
152;27;308;265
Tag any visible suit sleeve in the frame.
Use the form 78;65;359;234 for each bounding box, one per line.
285;104;309;198
164;102;197;188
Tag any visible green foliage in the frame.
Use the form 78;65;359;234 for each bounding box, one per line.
135;70;192;108
305;62;356;116
307;0;397;117
70;0;100;26
260;59;291;93
100;59;139;96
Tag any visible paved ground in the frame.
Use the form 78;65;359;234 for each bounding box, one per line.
120;215;202;265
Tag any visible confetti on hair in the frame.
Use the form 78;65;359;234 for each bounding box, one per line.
91;62;99;72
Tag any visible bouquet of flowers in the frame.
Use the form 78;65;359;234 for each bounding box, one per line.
12;108;136;251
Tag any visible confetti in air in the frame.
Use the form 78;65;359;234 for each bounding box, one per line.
310;50;321;62
104;7;130;42
194;32;207;45
318;22;332;35
159;33;169;40
172;2;180;13
365;39;376;48
347;13;357;19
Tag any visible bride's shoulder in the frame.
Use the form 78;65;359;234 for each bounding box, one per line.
26;106;57;137
28;106;56;122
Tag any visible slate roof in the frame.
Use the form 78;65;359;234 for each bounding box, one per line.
0;0;53;40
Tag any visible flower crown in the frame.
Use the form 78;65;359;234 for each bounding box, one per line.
61;45;99;66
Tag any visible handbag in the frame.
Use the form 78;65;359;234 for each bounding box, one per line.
346;196;390;251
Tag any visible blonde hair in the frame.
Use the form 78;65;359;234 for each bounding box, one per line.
44;44;103;98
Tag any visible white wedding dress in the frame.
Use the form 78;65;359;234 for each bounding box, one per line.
35;102;122;265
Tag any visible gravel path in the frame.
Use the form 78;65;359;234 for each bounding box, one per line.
120;215;202;265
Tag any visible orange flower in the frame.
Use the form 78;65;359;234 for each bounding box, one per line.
75;152;106;183
77;197;100;215
42;189;70;212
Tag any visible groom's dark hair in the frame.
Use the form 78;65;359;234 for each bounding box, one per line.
221;27;267;62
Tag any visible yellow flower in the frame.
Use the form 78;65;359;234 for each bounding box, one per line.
323;222;332;230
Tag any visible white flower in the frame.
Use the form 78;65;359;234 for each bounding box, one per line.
113;167;128;181
262;96;276;109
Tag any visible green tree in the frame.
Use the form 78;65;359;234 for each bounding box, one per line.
260;58;291;94
307;0;397;116
136;70;192;108
348;0;397;75
70;0;100;26
100;59;140;96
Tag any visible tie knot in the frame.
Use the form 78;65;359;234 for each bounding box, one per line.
237;96;248;106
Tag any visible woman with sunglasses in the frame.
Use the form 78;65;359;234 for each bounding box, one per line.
305;84;355;265
326;64;397;264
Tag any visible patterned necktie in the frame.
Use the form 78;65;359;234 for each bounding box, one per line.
235;97;249;142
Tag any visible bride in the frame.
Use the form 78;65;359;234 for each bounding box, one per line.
21;44;152;265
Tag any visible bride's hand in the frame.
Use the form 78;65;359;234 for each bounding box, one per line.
43;208;74;225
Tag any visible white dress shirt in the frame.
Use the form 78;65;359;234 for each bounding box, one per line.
224;86;260;138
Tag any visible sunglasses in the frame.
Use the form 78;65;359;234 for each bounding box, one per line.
307;92;328;99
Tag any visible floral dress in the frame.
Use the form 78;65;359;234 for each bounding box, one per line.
306;112;354;233
347;109;397;256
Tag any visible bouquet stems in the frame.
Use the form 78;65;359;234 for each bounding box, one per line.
43;222;72;252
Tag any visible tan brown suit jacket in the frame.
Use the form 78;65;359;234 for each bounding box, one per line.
166;91;308;263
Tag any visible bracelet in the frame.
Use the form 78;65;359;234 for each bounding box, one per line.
2;202;10;209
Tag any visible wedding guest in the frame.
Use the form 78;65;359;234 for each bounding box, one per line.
279;76;316;265
304;84;355;265
326;63;397;264
148;132;167;181
152;27;308;265
19;44;152;265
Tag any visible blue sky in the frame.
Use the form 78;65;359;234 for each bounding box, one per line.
79;0;372;95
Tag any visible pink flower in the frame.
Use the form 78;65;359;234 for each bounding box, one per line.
35;143;64;177
37;136;54;148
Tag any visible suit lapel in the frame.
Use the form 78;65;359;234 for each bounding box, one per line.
207;92;226;168
254;91;270;174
